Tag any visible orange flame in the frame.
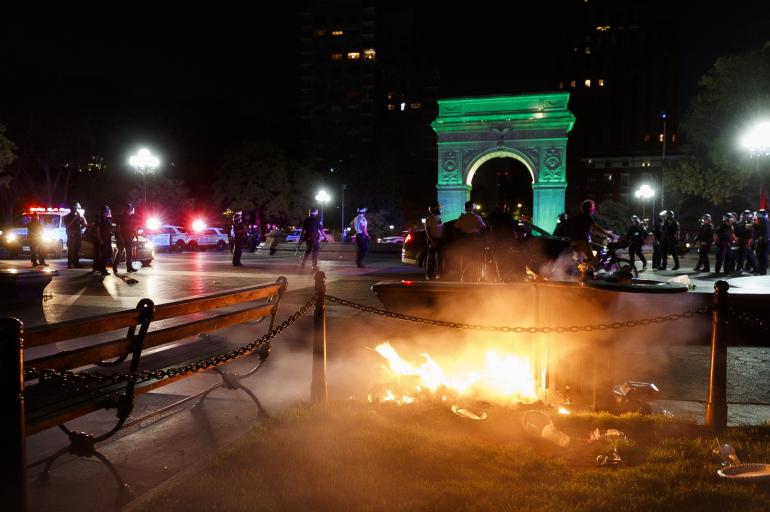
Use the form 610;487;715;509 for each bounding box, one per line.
371;342;537;405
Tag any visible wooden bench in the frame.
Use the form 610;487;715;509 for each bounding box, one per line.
1;276;291;510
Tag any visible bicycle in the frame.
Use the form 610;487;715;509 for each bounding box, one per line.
593;239;639;278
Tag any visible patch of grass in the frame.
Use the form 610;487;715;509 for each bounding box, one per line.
140;401;770;512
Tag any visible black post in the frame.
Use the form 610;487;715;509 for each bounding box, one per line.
705;280;729;430
1;317;26;511
311;271;328;403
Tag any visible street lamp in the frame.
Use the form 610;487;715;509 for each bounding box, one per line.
634;184;655;219
741;121;770;208
315;189;331;224
660;111;667;210
340;184;347;241
128;148;160;204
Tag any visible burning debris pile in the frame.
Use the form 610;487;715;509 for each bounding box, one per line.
368;342;538;409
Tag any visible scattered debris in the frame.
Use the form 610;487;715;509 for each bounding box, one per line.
612;381;659;413
589;428;627;443
522;410;570;447
596;446;623;467
713;439;741;466
668;274;696;290
451;404;488;421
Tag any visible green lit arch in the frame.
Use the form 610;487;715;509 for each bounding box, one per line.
464;148;536;186
432;92;575;233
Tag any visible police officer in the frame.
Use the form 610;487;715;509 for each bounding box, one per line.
425;202;444;280
735;210;757;274
626;215;647;271
659;210;680;271
754;209;769;275
93;206;112;276
353;206;369;268
300;207;325;271
27;212;47;267
553;213;569;237
714;213;736;274
63;202;87;268
232;211;246;266
651;214;664;270
113;203;138;274
693;214;714;273
454;200;487;280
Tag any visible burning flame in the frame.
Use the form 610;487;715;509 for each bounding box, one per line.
371;342;537;405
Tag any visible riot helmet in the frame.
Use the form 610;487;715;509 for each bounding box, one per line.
758;209;769;220
631;215;641;225
428;202;442;215
701;213;712;223
357;206;368;214
126;203;135;215
722;213;732;223
70;201;82;211
580;199;596;215
556;212;568;223
309;208;319;217
101;206;112;218
464;200;475;212
666;210;675;219
742;210;753;221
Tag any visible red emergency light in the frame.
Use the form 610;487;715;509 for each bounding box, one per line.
24;206;69;214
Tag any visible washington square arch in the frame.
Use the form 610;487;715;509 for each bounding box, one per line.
432;92;575;234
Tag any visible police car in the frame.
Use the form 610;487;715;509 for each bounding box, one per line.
140;222;193;252
189;227;229;251
2;206;74;258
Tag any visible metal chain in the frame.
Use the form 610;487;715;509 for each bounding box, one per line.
729;307;770;332
24;295;318;385
325;295;710;333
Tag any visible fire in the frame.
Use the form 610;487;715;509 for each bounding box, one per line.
371;342;537;405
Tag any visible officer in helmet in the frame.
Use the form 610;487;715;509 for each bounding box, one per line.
300;207;326;271
651;212;665;270
552;212;569;237
232;211;246;267
353;206;370;268
113;203;138;274
63;201;87;268
693;213;713;273
93;206;113;276
27;212;47;267
754;209;770;275
425;202;444;280
626;215;647;270
714;213;736;274
659;210;680;270
735;210;757;273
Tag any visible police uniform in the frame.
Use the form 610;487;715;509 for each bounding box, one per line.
232;214;246;266
659;214;680;270
353;208;369;268
735;213;757;273
694;218;714;273
63;204;86;268
113;205;137;273
754;212;770;275
425;206;444;280
300;211;324;271
27;215;46;267
714;218;735;274
94;208;113;275
626;219;647;269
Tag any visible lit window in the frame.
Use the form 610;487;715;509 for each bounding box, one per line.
659;133;664;142
570;80;576;87
410;102;421;109
558;81;564;89
347;52;360;60
400;102;406;111
387;92;394;100
331;53;343;61
596;25;611;31
332;30;343;36
672;133;677;143
585;46;591;54
363;48;376;60
387;104;396;111
598;79;605;86
314;29;326;37
644;134;650;142
584;79;591;87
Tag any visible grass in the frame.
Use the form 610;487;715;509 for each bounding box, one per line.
139;401;770;512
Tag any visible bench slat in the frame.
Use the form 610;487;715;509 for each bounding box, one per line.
24;310;142;347
152;284;282;321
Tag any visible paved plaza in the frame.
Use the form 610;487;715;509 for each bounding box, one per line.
2;249;770;510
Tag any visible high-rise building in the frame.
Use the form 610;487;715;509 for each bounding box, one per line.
559;0;681;209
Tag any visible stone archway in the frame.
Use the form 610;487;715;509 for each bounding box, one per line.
432;93;575;233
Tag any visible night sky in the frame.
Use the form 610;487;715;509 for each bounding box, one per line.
2;2;769;195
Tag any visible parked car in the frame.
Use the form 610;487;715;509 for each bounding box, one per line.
401;219;574;280
189;227;229;251
379;232;407;244
285;228;336;243
2;207;72;258
140;225;193;252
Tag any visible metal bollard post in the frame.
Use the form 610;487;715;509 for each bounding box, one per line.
311;271;328;403
705;280;729;430
1;317;26;511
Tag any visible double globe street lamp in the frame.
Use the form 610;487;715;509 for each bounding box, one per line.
315;189;331;225
741;121;770;207
634;184;655;220
128;148;160;204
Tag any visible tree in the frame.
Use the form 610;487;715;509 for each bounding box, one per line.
667;42;770;205
213;141;320;227
128;176;194;221
0;124;15;189
596;199;630;233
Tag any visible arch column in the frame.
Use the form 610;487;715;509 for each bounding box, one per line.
437;184;471;221
533;183;567;233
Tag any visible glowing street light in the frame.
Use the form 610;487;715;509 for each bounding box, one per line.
741;121;770;207
315;189;331;224
634;184;655;219
129;148;160;204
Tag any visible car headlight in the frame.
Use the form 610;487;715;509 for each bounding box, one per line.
6;233;17;243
